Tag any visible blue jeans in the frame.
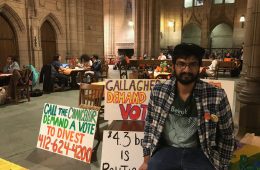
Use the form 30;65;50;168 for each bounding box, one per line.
148;146;215;170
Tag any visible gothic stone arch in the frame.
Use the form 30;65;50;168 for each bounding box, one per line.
0;4;28;67
39;13;64;65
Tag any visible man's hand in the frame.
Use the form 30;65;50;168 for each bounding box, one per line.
139;162;148;170
139;156;150;170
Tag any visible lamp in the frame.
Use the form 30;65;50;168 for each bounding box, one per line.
240;15;245;28
168;21;175;32
128;20;134;27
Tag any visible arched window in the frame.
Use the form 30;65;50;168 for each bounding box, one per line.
225;0;235;3
184;0;193;8
184;0;203;8
182;24;201;45
214;0;223;4
0;14;18;70
195;0;203;6
210;23;233;48
214;0;235;4
41;20;57;65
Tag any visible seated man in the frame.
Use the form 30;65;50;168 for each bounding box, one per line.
51;54;69;89
78;54;92;69
79;54;94;83
91;55;102;81
230;59;241;77
114;55;128;70
158;52;167;60
205;55;218;77
1;56;20;94
3;56;20;73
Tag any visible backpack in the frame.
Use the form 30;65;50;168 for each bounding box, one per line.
30;89;43;97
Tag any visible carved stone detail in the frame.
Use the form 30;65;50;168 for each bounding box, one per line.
56;1;62;11
39;0;45;7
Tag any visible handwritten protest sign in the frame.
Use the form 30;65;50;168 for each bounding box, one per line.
101;130;144;170
104;79;164;121
37;103;99;163
202;79;235;113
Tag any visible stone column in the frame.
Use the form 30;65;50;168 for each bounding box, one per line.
77;0;85;56
104;0;115;57
65;0;71;56
134;0;142;58
148;0;161;58
29;0;42;69
236;0;260;136
200;20;209;48
68;0;78;56
134;0;161;59
32;25;42;70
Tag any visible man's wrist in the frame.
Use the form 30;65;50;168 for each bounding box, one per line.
143;156;150;163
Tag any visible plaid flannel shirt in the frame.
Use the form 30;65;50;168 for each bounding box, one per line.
142;78;235;170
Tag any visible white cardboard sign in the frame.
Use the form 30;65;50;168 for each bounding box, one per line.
36;103;98;163
202;79;235;113
104;79;164;121
101;130;144;170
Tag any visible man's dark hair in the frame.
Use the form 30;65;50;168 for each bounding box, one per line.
7;55;15;62
93;55;99;60
170;43;205;66
53;54;60;61
80;54;90;62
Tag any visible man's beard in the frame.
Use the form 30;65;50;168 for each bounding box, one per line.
175;72;199;85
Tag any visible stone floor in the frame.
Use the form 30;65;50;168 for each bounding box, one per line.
0;65;240;170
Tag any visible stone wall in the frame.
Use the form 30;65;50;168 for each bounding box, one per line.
161;0;247;48
0;0;104;69
104;0;134;58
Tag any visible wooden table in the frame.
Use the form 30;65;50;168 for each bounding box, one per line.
0;74;12;77
69;68;88;88
108;120;145;132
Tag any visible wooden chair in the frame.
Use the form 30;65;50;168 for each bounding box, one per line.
83;72;95;84
78;83;105;162
13;69;32;103
137;68;152;79
218;61;236;76
119;64;128;79
98;64;109;81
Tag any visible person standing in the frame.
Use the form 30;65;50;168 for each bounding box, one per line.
139;43;235;170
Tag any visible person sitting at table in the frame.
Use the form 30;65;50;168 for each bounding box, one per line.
51;54;69;89
91;55;102;80
158;52;167;60
143;52;148;59
3;56;20;73
78;54;92;69
230;59;241;77
77;54;94;83
205;54;218;77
